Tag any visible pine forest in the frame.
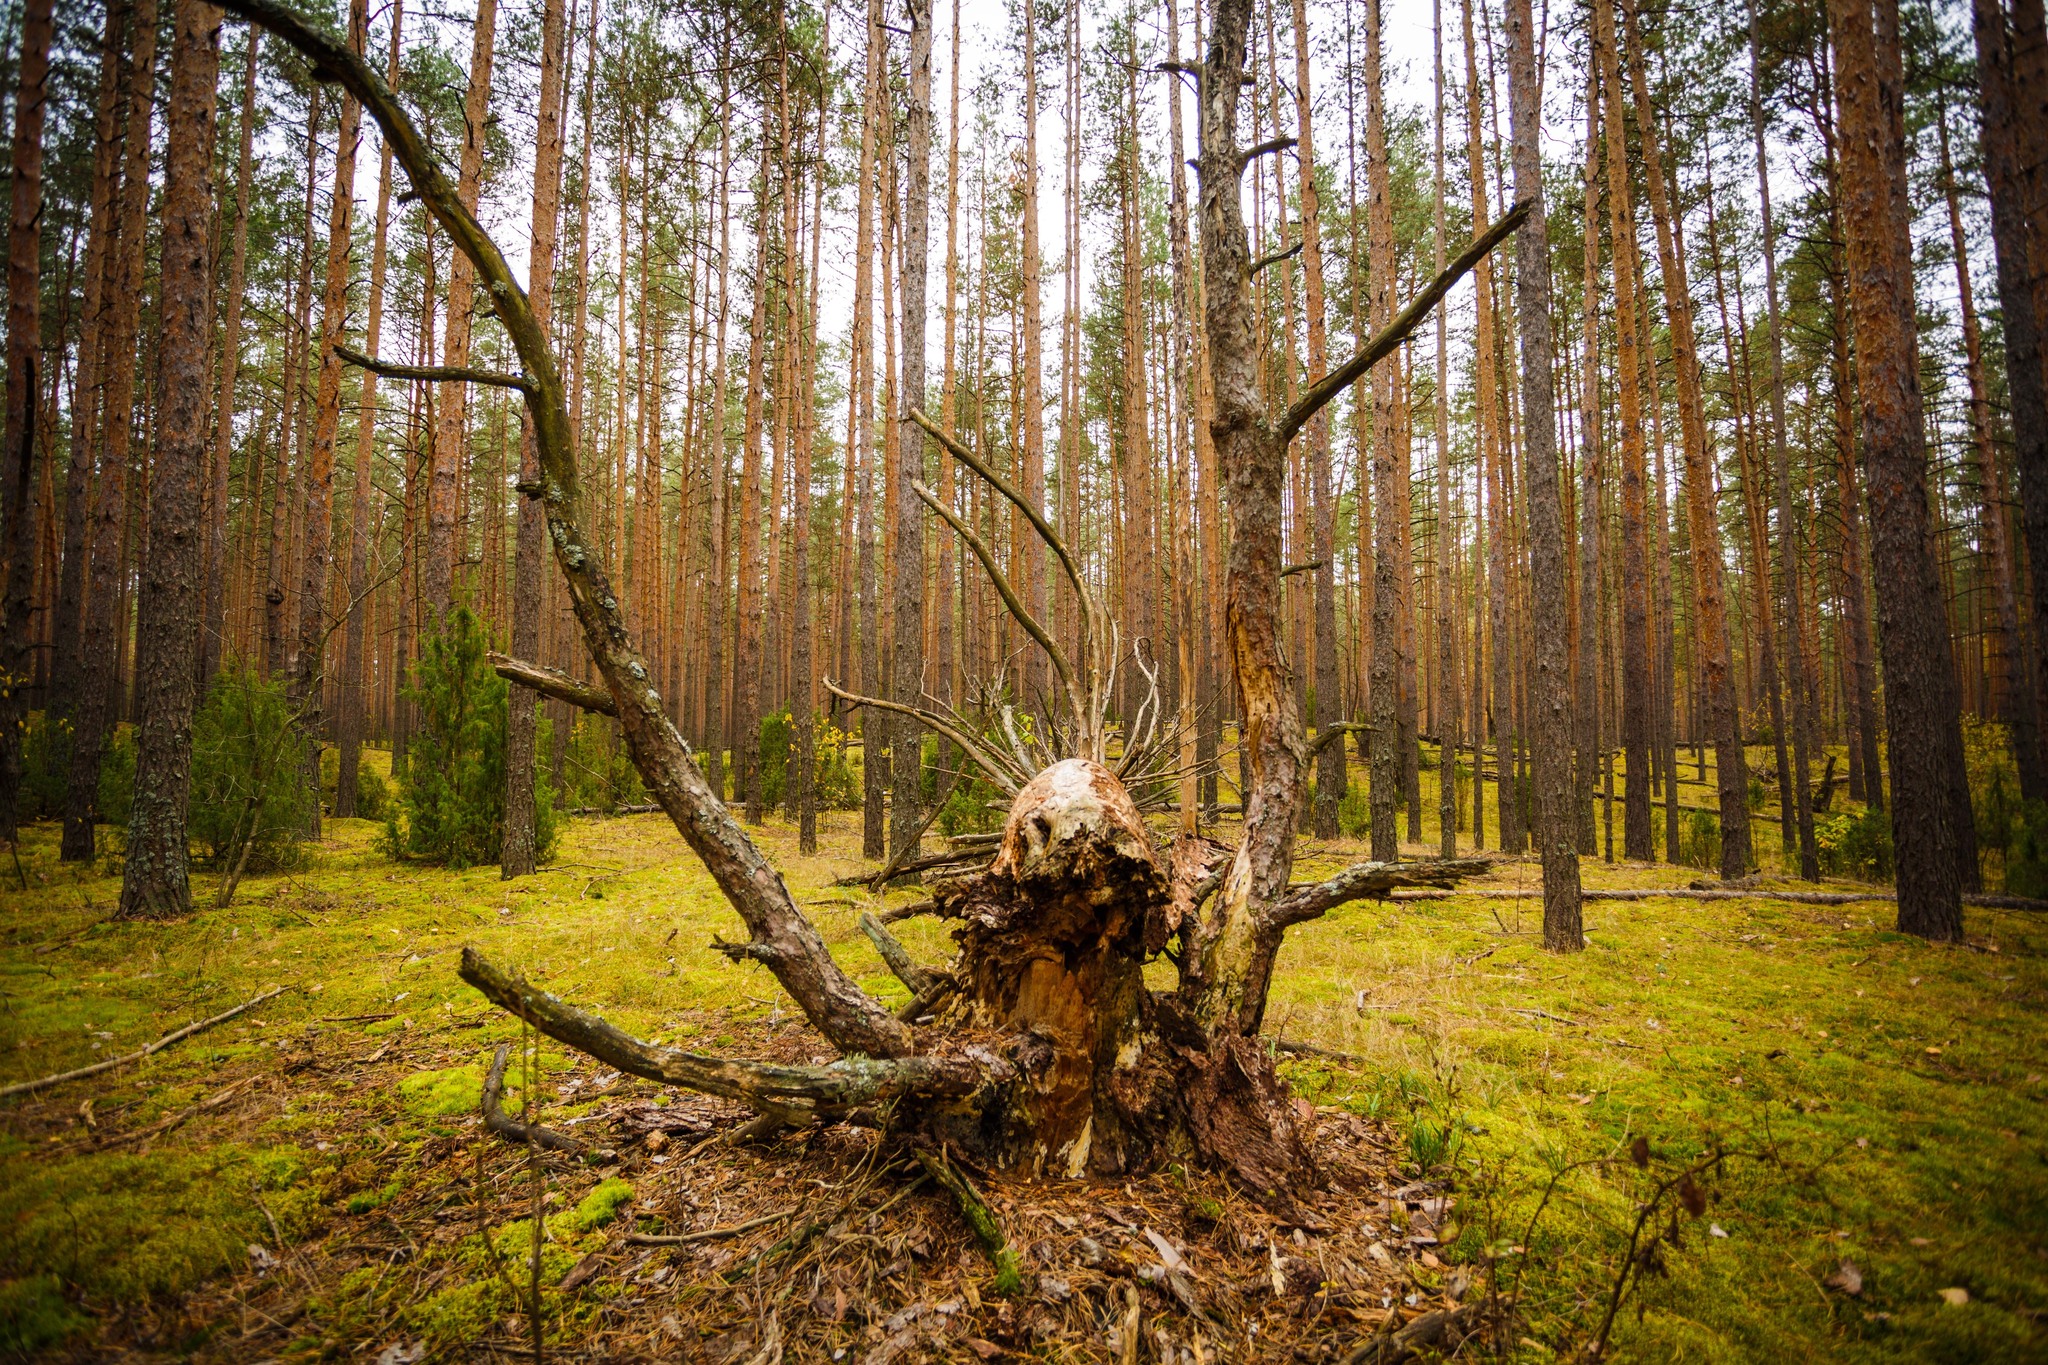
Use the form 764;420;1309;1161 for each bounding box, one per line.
0;0;2045;1355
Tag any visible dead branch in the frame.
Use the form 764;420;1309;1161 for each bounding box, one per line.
1339;1302;1487;1365
481;1042;584;1154
909;407;1110;755
1268;858;1493;928
822;677;1025;796
858;912;943;996
913;480;1083;735
0;986;288;1099
623;1211;792;1246
334;342;532;391
490;652;617;716
1237;134;1297;170
459;949;986;1121
916;1148;1022;1290
1251;239;1304;276
1311;721;1371;755
1281;199;1532;445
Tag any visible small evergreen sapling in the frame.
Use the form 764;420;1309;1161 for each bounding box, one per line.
387;608;557;868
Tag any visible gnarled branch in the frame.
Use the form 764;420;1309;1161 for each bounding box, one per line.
1281;199;1532;446
1267;857;1493;929
490;651;616;715
335;342;531;391
459;949;986;1119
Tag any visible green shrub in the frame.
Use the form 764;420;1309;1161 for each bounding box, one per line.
17;710;69;820
386;608;557;868
1339;783;1371;839
759;709;795;809
1747;775;1769;813
2006;801;2048;899
816;720;861;810
1677;807;1722;871
97;722;135;826
1816;807;1893;881
189;664;312;872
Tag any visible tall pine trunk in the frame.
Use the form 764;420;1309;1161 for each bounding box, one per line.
119;0;220;920
1827;0;1975;937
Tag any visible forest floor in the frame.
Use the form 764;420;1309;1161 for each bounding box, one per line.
2;754;2045;1363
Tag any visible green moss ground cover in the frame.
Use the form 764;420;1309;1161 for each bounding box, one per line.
0;745;2042;1361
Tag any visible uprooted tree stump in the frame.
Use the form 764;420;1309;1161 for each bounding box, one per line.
217;0;1509;1215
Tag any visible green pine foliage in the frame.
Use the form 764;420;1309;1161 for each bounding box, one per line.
188;664;313;872
757;710;863;812
386;608;557;868
14;712;133;826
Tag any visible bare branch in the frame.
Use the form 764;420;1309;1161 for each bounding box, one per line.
1312;721;1372;755
912;480;1083;733
1280;199;1532;446
490;651;616;715
335;343;531;392
1238;134;1297;171
822;677;1026;796
1266;858;1492;929
909;407;1109;753
859;912;944;996
1250;240;1304;277
459;949;987;1119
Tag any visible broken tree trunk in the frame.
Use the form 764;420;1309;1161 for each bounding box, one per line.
221;0;1505;1205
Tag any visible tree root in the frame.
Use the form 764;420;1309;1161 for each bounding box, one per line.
916;1148;1023;1293
480;1043;584;1155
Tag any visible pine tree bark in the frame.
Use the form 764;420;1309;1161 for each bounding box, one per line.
1621;0;1749;876
1505;0;1582;944
295;0;366;839
1291;0;1343;839
1435;0;1461;857
503;0;564;874
1939;109;2040;800
200;27;257;689
1574;62;1603;855
62;0;157;864
735;134;770;824
0;0;54;842
1974;0;2048;800
1016;0;1048;724
52;4;130;716
1366;0;1400;861
424;0;496;623
119;0;220;920
1748;6;1818;880
1828;0;1975;937
336;7;398;819
893;0;932;859
1592;0;1653;861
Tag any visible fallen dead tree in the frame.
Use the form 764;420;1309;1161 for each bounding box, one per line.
1391;886;2048;910
215;0;1511;1212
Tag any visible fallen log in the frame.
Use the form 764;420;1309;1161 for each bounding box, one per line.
1389;886;2048;911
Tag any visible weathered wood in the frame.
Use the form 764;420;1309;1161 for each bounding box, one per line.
491;651;617;716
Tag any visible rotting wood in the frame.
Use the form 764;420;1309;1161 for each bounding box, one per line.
480;1042;583;1155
